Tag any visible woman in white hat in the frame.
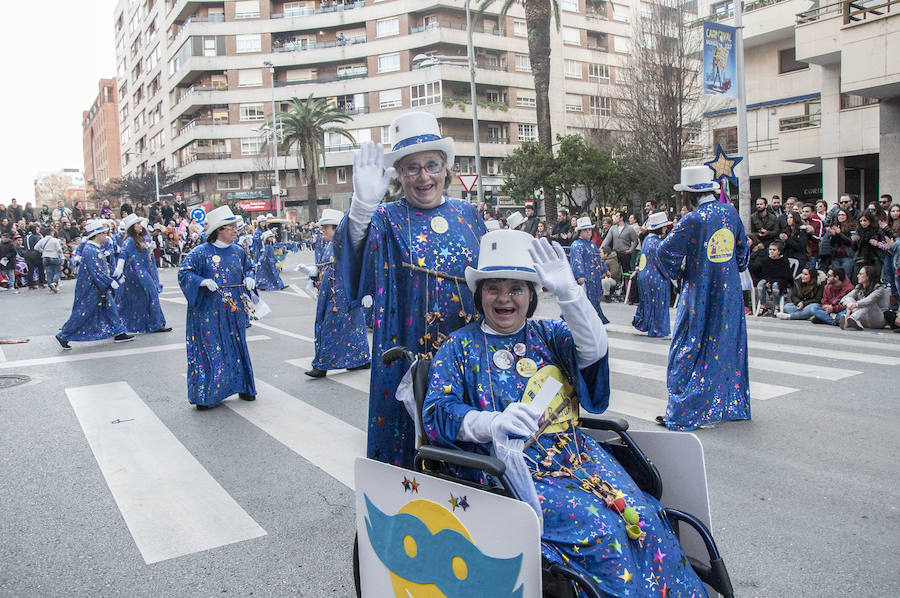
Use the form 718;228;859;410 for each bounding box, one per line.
656;165;751;430
334;111;486;467
251;214;268;261
423;232;709;597
568;216;610;324
178;206;258;409
631;211;673;338
297;208;370;378
113;213;171;334
56;220;133;349
254;230;286;291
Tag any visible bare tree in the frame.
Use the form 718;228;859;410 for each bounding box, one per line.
34;173;73;207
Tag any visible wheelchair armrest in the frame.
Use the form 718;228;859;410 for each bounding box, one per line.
579;415;629;433
382;346;415;366
416;446;506;478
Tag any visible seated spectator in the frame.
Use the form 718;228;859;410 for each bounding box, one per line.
828;208;857;283
852;210;888;281
747;233;767;284
755;241;793;316
781;211;810;264
777;266;824;320
600;245;622;298
809;267;854;325
837;264;890;330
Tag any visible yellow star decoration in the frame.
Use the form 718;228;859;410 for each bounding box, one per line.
706;152;737;180
442;384;453;394
619;569;633;583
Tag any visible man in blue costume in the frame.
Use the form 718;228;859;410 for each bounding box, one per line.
568;216;610;324
56;220;134;349
114;213;171;334
656;166;751;430
178;206;258;410
297;209;370;378
423;231;709;597
631;211;673;338
334;112;486;467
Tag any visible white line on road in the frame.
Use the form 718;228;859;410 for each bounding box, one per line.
250;321;314;343
66;382;266;564
607;389;667;422
285;358;371;393
749;340;900;365
0;335;270;370
227;379;365;490
160;296;187;305
0;345;5;362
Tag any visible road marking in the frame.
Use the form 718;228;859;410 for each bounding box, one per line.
749;340;900;365
66;382;266;564
607;389;667;422
250;321;314;343
285;357;371;393
608;358;797;401
0;345;5;362
160;296;187;305
0;335;270;370
743;326;900;352
227;379;365;490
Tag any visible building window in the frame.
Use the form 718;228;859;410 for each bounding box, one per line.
376;17;400;38
565;95;583;112
411;81;442;107
379;88;403;109
241;138;264;155
286;172;296;187
513;19;527;36
615;68;631;84
286;68;316;82
613;36;630;53
561;0;579;12
239;103;265;121
218;175;241;190
612;4;630;22
713;127;737;153
562;27;581;45
516;93;536;107
378;53;401;73
337;167;347;184
518;123;537;141
234;1;260;19
238;69;263;87
588;63;610;82
515;54;531;72
564;60;582;79
590;96;612;116
566;127;585;138
318;168;328;185
236;34;262;53
283;2;311;17
711;0;734;18
778;47;808;74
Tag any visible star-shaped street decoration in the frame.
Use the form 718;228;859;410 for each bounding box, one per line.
704;143;742;185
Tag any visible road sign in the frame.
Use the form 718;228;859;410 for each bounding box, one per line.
458;174;478;193
190;207;206;223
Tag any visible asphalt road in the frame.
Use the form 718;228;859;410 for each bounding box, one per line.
1;249;898;597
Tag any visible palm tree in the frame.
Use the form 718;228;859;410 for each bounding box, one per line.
272;94;355;223
479;0;561;224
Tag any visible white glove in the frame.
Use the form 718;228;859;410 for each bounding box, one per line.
491;402;541;440
528;238;580;302
110;279;119;290
73;255;82;264
294;263;307;272
244;277;255;291
112;258;125;279
361;294;373;308
348;141;396;249
200;278;218;292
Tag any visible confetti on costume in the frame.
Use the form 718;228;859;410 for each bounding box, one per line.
58;241;127;342
117;236;167;333
255;243;286;290
632;233;671;338
568;237;610;324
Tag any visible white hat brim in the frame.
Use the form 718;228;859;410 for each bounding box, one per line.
647;220;673;230
317;219;340;227
674;181;720;193
383;137;455;169
575;224;594;231
465;266;540;294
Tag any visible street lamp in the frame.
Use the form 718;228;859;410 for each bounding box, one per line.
263;60;282;218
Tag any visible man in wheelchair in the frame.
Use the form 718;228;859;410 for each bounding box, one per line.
422;231;709;597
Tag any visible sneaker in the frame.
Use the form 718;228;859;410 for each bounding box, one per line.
113;333;135;343
838;314;848;330
845;315;864;330
775;312;791;320
56;336;71;350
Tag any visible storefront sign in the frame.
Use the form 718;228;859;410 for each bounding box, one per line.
235;200;273;212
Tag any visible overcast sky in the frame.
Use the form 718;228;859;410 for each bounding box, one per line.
0;1;116;207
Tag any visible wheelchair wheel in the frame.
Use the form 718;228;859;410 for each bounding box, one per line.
352;533;361;598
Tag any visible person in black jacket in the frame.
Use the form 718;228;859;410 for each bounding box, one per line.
0;231;18;291
852;210;887;279
23;225;45;289
781;211;810;263
755;241;794;316
521;203;540;236
550;206;573;246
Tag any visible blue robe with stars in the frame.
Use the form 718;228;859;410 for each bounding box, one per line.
116;237;167;333
335;197;486;467
423;320;707;598
657;198;751;430
58;241;127;342
178;243;256;407
255;244;286;290
251;228;264;262
569;238;610;324
632;234;671;338
311;238;369;371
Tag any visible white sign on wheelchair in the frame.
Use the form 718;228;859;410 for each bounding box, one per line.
355;457;542;598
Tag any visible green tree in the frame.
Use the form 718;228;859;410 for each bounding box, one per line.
499;141;555;205
273;95;355;224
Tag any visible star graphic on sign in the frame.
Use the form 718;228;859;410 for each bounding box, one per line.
458;496;469;510
703;143;743;184
409;477;419;493
448;493;459;511
402;476;411;491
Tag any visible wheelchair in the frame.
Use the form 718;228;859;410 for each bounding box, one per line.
353;347;734;598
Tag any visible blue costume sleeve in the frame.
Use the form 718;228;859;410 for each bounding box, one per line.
334;209;382;303
423;335;477;450
733;216;750;271
657;216;692;280
84;246;115;291
178;246;207;309
242;247;255;280
569;241;586;280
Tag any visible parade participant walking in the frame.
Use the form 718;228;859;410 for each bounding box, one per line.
631;211;673;337
424;232;709;598
178;206;257;410
254;230;286;290
568;216;610;324
335;112;486;467
251;215;267;261
656;166;751;430
114;214;171;334
298;209;369;378
56;220;133;349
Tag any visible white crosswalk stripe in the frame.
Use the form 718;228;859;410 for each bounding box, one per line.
285;358;370;393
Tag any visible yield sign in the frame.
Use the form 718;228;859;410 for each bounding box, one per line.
458;174;479;193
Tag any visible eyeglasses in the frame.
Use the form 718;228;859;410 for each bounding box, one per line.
483;283;528;298
400;160;444;177
840;200;851;205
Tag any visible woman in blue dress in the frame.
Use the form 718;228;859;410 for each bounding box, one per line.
255;230;286;290
113;213;171;334
631;211;673;338
568;217;610;324
424;231;708;597
178;206;258;410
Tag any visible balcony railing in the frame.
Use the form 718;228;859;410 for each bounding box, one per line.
274;68;368;87
409;21;507;36
453;135;512;144
177;118;228;136
176;86;227;104
273;35;366;52
324;143;360;153
270;1;364;19
840;93;880;109
779;113;822;131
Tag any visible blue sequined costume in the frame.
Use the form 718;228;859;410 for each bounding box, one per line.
632;234;671;338
568;238;610;324
116;237;166;333
255;244;286;290
178;243;256;407
656;198;751;430
424;320;708;598
58;242;127;342
336;197;485;466
251;228;264;262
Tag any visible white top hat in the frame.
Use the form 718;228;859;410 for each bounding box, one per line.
121;213;143;233
484;219;501;231
382;112;455;168
673;165;721;193
505;211;526;230
575;216;594;231
234;215;245;228
256;214;268;223
83;219;106;239
464;230;540;292
645;211;672;230
266;213;274;219
205;206;237;238
317;208;343;227
261;230;275;241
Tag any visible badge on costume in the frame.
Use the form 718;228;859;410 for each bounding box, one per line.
516;358;537;378
707;228;735;263
430;216;449;234
513;343;526;357
212;255;221;265
637;254;647;270
492;350;514;370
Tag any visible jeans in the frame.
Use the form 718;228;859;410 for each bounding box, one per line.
43;257;61;285
832;257;855;284
782;302;821;320
810;305;843;325
756;280;783;308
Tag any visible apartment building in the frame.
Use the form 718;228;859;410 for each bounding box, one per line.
82;78;123;210
698;0;898;206
113;0;639;222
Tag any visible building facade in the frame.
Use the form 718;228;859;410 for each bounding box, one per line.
83;78;123;212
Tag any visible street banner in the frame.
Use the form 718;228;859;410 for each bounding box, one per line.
702;21;737;97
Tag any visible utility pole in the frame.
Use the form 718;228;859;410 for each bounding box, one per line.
734;1;751;229
465;0;483;204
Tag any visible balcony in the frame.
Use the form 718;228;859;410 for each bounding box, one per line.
270;1;364;19
273;35;366;53
177;117;228;137
779;113;822;131
408;21;507;37
275;67;367;87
